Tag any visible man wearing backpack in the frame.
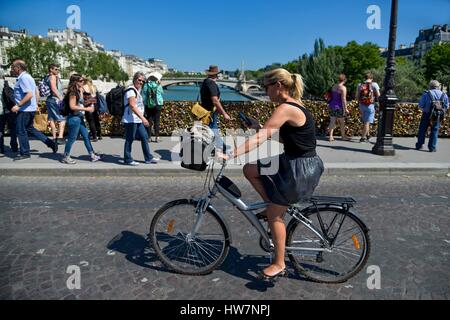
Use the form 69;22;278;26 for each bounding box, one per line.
415;80;448;153
355;72;380;142
0;69;18;154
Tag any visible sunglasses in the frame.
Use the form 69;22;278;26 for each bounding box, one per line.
262;81;277;91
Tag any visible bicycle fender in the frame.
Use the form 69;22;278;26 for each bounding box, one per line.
296;204;370;233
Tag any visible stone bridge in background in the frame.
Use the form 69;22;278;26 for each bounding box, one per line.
160;78;262;93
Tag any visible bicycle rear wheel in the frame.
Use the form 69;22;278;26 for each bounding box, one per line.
286;207;370;283
149;199;230;275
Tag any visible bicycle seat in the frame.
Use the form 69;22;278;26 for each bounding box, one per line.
309;196;356;205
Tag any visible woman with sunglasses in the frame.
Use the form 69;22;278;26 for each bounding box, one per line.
220;68;324;281
61;74;101;164
121;72;159;166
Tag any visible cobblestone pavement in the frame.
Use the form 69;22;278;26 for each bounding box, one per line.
0;175;449;300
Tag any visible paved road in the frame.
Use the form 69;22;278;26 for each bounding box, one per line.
0;176;449;300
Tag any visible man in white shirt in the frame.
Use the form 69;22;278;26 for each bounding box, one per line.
10;59;57;160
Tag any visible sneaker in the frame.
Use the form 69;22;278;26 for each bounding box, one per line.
429;149;437;153
125;161;139;166
145;158;159;164
360;137;368;143
61;156;76;165
91;154;101;162
14;154;31;161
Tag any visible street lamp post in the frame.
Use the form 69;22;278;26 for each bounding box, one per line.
372;0;399;156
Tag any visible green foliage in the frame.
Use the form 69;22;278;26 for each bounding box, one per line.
248;39;384;99
7;36;128;82
6;36;66;78
425;43;450;87
298;43;344;97
369;57;427;102
339;41;384;94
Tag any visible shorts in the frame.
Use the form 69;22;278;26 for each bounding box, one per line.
329;107;345;118
46;98;66;122
359;104;376;124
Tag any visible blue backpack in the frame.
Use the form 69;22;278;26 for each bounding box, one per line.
96;92;108;114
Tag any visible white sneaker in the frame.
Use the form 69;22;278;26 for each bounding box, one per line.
91;154;101;162
126;161;139;166
145;158;159;164
61;156;76;165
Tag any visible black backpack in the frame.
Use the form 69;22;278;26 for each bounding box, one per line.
427;91;446;125
2;80;16;111
106;86;137;116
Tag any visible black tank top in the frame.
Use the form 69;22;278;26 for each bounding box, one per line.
279;102;317;157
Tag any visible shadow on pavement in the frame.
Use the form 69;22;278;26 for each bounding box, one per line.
317;143;374;154
107;230;311;292
107;231;174;274
154;149;173;161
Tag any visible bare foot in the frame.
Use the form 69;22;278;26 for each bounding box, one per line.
262;264;286;277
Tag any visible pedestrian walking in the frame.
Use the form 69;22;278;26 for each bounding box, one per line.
200;65;231;150
61;74;101;164
122;72;159;166
10;59;58;161
45;64;66;145
355;72;380;142
143;72;164;143
415;80;449;152
83;78;102;141
0;69;18;154
327;74;351;142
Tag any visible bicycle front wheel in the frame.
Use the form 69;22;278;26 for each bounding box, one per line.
149;199;230;275
286;208;370;283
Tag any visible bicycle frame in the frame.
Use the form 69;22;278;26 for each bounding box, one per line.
192;161;333;254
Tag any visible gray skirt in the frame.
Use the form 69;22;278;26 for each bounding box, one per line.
257;154;324;206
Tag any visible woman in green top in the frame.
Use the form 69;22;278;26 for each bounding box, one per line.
143;72;164;142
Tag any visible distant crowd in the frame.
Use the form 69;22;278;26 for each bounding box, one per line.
0;60;165;165
0;60;448;167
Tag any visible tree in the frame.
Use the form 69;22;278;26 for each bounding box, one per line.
340;41;384;95
298;46;344;98
425;43;450;90
369;57;427;102
7;36;129;82
6;36;66;78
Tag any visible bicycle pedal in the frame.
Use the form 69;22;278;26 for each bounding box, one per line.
256;213;268;221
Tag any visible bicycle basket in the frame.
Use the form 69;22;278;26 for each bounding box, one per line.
180;124;216;171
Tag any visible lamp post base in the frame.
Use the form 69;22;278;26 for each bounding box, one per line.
372;139;395;156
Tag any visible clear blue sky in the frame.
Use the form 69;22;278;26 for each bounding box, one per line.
0;0;449;72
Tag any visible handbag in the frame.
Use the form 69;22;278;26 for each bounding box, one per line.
33;108;49;132
191;102;212;125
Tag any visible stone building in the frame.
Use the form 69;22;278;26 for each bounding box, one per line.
413;24;450;60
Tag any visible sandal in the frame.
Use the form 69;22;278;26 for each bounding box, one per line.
257;268;287;281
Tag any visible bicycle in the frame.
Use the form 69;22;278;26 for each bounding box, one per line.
149;128;371;284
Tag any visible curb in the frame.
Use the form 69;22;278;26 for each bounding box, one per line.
0;164;448;177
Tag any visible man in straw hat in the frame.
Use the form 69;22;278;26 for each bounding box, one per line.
415;80;448;152
200;65;231;150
